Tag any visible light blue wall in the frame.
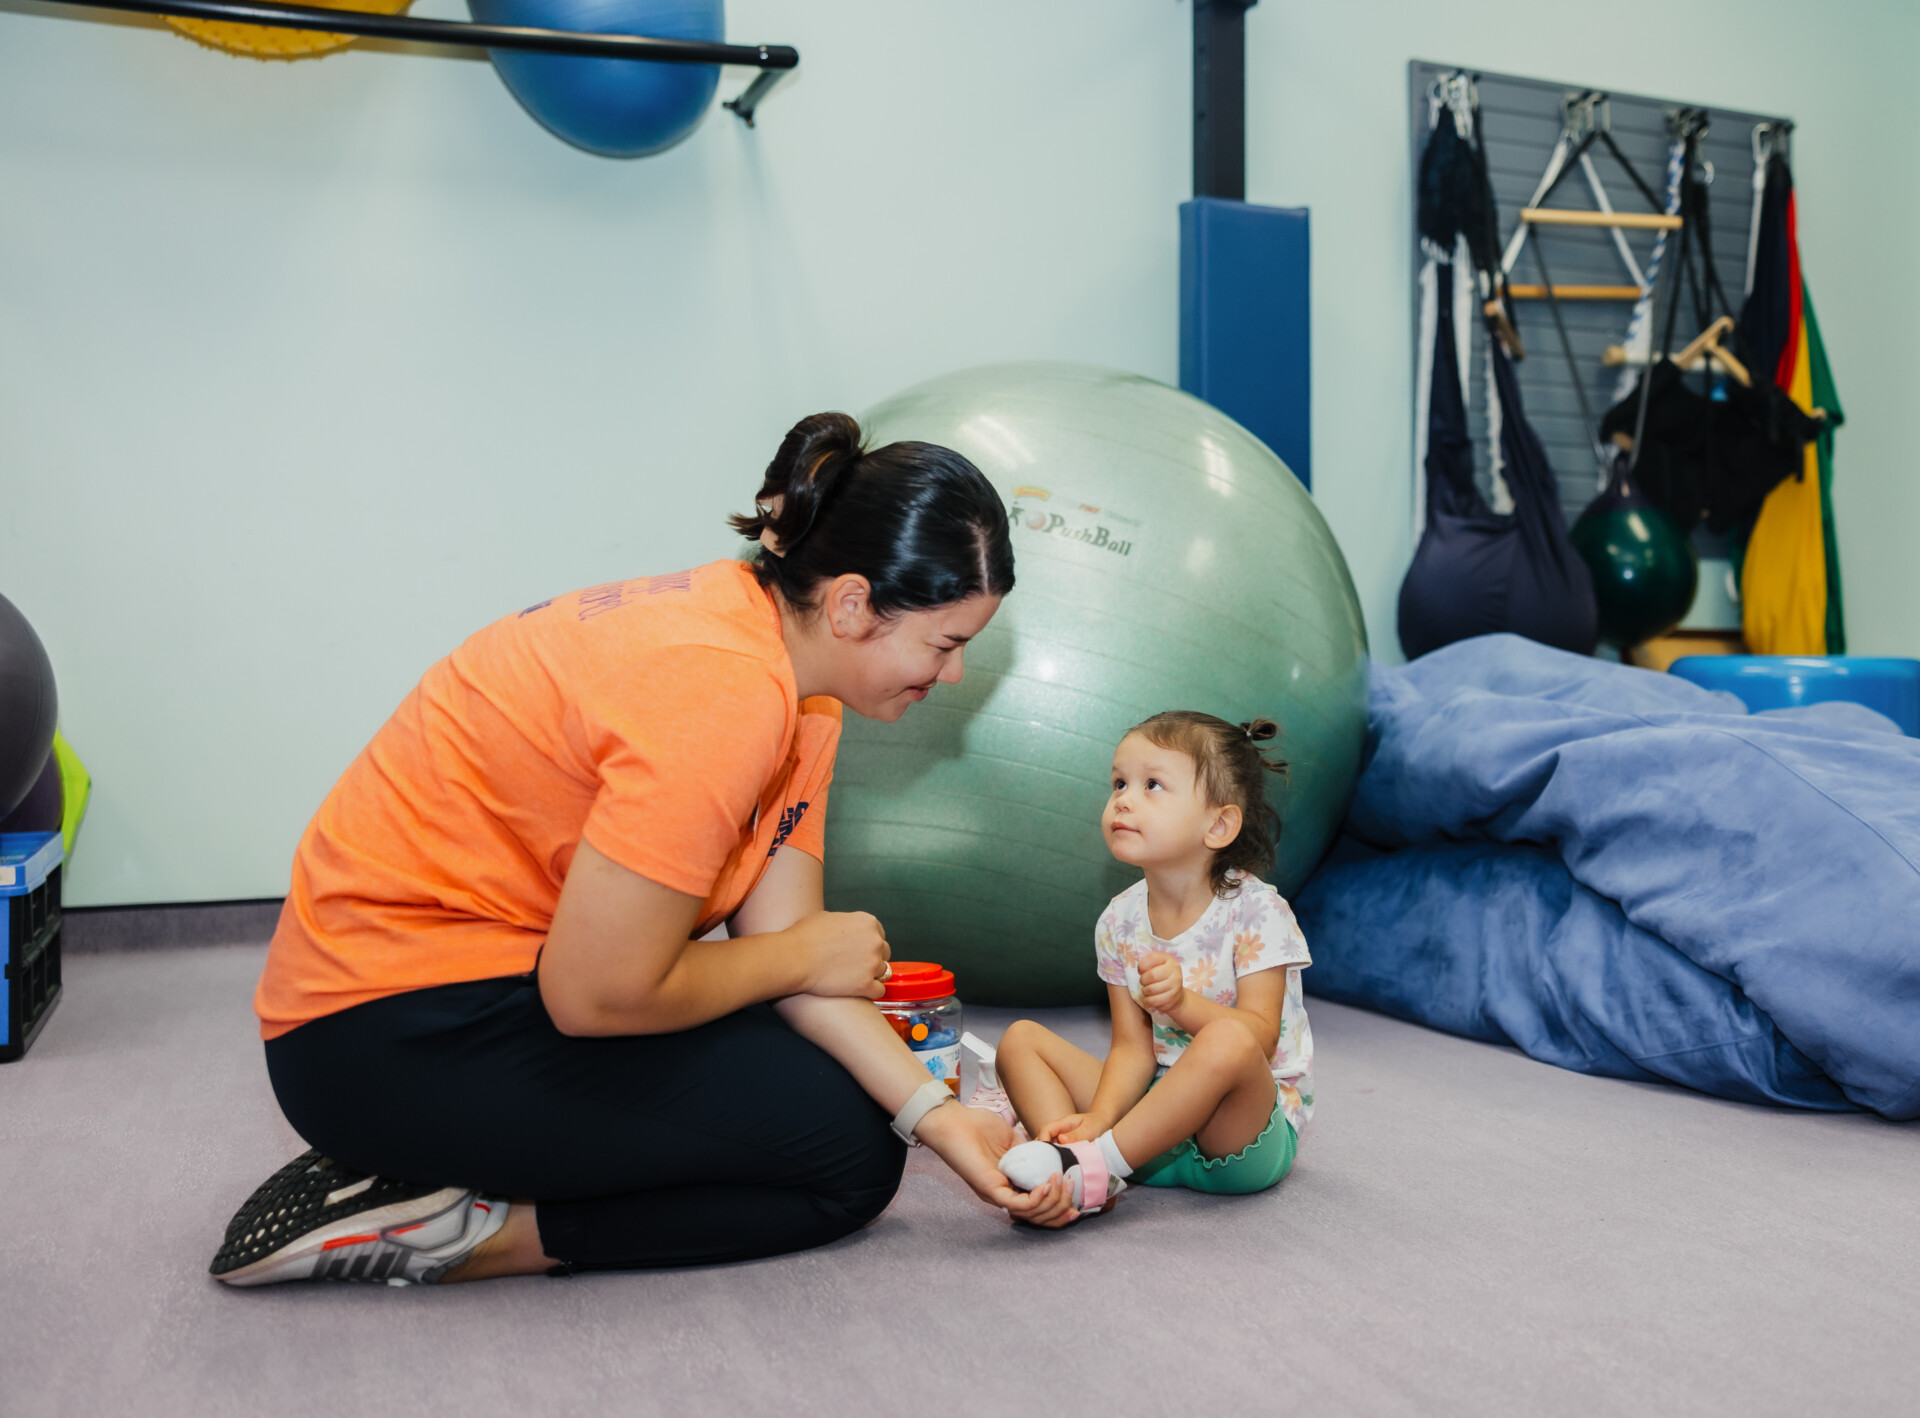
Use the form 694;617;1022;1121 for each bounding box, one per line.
0;0;1188;904
1;0;1913;905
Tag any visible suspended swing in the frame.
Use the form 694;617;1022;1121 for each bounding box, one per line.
1489;92;1697;649
1399;77;1597;660
1735;126;1846;655
1597;114;1823;539
163;0;411;58
1500;92;1677;314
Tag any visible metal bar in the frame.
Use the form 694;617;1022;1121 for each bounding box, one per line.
1520;208;1681;231
721;68;786;126
1193;0;1255;200
48;0;799;67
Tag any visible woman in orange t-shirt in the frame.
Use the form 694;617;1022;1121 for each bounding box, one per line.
212;413;1070;1288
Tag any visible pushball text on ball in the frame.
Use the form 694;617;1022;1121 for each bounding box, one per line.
823;363;1368;1006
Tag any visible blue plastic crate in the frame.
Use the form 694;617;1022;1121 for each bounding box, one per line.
1669;656;1920;737
1;831;64;1062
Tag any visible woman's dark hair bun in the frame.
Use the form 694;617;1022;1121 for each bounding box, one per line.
732;412;864;557
728;410;1015;618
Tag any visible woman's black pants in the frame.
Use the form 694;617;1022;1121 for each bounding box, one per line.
264;975;907;1271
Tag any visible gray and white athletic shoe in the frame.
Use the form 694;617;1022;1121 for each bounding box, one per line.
210;1149;508;1287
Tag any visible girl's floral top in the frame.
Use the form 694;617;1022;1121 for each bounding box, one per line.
1095;872;1315;1131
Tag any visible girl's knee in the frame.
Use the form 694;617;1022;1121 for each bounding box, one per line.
996;1018;1051;1061
1190;1017;1265;1069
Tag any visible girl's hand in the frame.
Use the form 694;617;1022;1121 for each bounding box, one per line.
1039;1113;1110;1145
784;910;891;999
1137;951;1185;1015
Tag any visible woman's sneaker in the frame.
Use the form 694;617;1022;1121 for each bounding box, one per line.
210;1149;508;1287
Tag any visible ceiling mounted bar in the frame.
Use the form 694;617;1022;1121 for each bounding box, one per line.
46;0;798;69
1193;0;1256;200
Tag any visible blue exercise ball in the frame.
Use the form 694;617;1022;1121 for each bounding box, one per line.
468;0;723;159
824;363;1370;1005
1669;656;1920;737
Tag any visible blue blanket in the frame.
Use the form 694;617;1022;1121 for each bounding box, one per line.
1293;635;1920;1119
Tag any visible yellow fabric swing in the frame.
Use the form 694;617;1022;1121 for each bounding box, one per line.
1741;316;1825;654
169;0;413;60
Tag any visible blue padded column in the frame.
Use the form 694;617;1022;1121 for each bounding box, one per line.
1179;197;1311;489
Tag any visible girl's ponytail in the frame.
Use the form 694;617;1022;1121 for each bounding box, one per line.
1239;718;1285;756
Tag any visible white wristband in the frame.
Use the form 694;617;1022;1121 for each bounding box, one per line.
889;1080;955;1146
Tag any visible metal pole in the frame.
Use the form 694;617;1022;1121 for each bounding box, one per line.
46;0;798;67
1193;0;1255;200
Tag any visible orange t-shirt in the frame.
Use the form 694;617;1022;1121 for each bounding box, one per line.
255;559;841;1040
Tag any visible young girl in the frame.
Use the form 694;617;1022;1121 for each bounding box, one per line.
994;711;1314;1223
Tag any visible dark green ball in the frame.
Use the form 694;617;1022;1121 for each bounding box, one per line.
1569;501;1699;648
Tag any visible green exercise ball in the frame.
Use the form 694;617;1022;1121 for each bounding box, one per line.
1570;462;1699;648
823;362;1369;1005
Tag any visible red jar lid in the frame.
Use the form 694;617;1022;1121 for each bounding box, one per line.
881;961;956;1001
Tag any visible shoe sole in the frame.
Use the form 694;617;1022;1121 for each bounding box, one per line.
216;1189;475;1286
210;1148;467;1285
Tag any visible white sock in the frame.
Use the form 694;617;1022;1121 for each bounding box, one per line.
1095;1130;1134;1181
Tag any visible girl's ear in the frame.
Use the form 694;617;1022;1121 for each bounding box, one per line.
1203;803;1243;851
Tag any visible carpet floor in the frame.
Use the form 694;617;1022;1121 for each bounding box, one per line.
2;941;1915;1417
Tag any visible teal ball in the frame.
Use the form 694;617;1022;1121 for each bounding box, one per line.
824;362;1368;1005
1569;498;1699;648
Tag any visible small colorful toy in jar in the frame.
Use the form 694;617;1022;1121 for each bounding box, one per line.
877;961;962;1094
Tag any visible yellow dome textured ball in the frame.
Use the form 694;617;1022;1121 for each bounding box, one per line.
168;0;414;60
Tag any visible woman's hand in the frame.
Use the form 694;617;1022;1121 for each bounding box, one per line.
1010;1174;1082;1228
914;1103;1081;1228
1137;951;1186;1015
785;909;892;999
1039;1113;1111;1145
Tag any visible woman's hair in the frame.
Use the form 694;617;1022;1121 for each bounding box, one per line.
728;411;1015;618
1129;710;1289;897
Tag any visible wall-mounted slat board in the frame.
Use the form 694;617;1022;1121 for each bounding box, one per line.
1408;61;1790;622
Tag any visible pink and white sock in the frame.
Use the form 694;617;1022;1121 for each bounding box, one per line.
999;1139;1127;1213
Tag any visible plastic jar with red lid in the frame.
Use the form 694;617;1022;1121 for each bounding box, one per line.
877;962;963;1094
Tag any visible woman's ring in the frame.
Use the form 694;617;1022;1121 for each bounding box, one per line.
880;962;893;982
